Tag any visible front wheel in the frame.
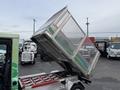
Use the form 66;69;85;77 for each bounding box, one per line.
71;84;84;90
107;54;111;59
31;60;35;64
21;61;24;65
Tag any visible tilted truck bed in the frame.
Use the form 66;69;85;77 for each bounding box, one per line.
31;7;100;78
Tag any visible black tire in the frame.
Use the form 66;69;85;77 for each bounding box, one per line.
31;58;36;64
21;61;24;65
40;54;47;60
41;55;49;61
40;55;44;60
107;55;111;59
31;60;35;64
34;53;37;58
71;84;84;90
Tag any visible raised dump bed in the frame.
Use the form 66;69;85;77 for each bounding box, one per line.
31;7;100;78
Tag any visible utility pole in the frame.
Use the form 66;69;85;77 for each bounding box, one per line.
33;18;36;35
86;17;89;37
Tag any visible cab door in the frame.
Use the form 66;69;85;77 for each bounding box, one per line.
0;38;12;90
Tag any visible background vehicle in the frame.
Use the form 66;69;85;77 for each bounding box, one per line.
95;40;109;57
21;40;37;64
107;42;120;58
19;42;23;56
0;33;19;90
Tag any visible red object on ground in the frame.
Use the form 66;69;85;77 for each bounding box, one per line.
89;37;95;43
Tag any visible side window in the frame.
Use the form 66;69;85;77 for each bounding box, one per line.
0;44;7;64
0;38;12;90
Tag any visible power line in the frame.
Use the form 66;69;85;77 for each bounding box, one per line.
90;32;120;34
0;30;33;33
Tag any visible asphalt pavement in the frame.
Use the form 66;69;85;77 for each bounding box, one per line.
19;56;120;90
19;58;64;76
86;57;120;90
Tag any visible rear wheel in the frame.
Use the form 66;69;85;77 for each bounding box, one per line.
71;84;84;90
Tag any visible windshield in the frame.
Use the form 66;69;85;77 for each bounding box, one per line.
110;43;120;49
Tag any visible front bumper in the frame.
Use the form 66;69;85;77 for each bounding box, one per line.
21;60;34;63
109;54;120;58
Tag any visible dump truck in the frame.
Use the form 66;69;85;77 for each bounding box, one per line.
0;33;19;90
19;7;100;90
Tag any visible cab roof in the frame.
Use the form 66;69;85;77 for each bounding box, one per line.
0;32;19;39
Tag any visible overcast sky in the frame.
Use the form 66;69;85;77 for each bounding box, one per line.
0;0;120;39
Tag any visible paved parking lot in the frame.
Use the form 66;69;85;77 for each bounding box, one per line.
86;57;120;90
19;59;64;76
19;57;120;90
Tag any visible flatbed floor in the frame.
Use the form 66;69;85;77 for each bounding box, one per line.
19;57;64;76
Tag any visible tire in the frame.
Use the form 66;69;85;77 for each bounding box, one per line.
21;61;24;65
71;84;84;90
41;55;48;61
31;60;35;64
41;55;44;60
107;54;111;59
40;54;47;61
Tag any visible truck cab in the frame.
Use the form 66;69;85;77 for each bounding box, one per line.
107;42;120;58
0;33;19;90
21;40;37;64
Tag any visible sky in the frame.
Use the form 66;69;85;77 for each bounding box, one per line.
0;0;120;39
